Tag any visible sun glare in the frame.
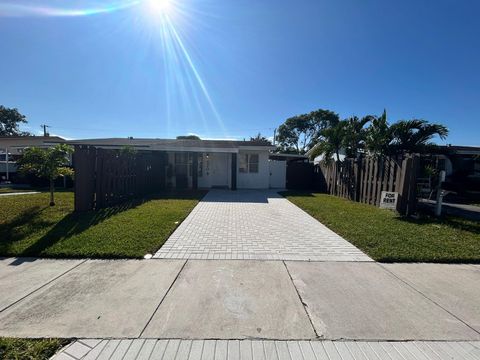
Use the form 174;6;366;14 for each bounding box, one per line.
147;0;172;16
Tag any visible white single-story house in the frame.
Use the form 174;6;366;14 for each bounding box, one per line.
0;136;66;181
69;138;286;190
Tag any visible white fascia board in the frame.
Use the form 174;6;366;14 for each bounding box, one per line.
150;145;239;153
238;146;275;151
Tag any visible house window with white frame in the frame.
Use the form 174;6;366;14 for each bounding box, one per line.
239;153;259;173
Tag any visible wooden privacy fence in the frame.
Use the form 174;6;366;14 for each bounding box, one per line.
286;161;314;189
74;146;168;211
316;155;419;215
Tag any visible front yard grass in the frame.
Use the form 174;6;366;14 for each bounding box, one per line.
283;192;480;263
0;338;69;360
0;190;206;258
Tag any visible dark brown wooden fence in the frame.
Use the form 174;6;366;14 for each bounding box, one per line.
316;155;419;215
286;161;314;189
74;146;168;211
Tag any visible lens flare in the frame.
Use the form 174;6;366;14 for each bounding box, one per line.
1;0;227;137
0;1;140;17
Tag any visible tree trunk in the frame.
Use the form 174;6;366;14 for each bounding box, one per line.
49;178;55;206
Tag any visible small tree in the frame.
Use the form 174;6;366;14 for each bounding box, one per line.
17;144;74;206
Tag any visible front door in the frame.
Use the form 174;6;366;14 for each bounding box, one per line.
210;153;229;188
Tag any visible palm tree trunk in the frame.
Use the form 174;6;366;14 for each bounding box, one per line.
49;178;55;206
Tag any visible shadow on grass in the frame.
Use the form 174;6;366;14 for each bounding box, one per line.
21;199;147;256
279;190;316;198
0;206;52;243
1;190;207;257
397;214;480;235
22;190;207;256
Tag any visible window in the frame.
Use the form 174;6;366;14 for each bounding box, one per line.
239;154;248;173
249;154;259;173
175;152;191;176
239;153;259;173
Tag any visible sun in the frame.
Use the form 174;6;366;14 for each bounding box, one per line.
147;0;172;16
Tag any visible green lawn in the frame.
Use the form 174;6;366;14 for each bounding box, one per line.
0;338;69;360
283;192;480;263
0;190;205;258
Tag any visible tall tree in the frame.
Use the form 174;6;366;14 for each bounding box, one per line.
16;144;74;206
0;106;30;136
389;119;449;154
276;109;339;154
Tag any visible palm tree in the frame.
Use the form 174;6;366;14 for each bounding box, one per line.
365;109;392;157
310;120;347;162
343;115;373;158
389;119;449;154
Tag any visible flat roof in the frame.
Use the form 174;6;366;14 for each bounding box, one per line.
68;138;274;150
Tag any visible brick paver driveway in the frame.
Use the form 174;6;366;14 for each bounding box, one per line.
154;190;372;261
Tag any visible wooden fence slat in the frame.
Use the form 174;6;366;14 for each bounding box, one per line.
316;154;418;215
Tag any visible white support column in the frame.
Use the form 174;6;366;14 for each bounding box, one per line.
435;170;446;217
5;147;9;181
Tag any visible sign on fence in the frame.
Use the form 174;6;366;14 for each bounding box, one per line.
379;191;398;210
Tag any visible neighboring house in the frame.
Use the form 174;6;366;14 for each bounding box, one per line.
305;145;347;165
69;138;284;190
0;136;66;181
434;145;480;199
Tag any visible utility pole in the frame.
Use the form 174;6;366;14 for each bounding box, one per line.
273;128;277;146
41;124;50;137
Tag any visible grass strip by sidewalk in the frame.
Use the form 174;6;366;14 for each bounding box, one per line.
0;338;70;360
283;192;480;263
0;190;206;259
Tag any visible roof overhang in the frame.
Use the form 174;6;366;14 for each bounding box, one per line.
150;145;239;153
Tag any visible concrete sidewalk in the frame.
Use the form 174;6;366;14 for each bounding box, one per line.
0;257;479;341
53;339;480;360
0;191;40;196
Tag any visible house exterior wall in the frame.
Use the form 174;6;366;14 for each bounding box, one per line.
237;150;270;189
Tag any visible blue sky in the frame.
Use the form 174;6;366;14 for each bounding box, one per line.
0;0;479;145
